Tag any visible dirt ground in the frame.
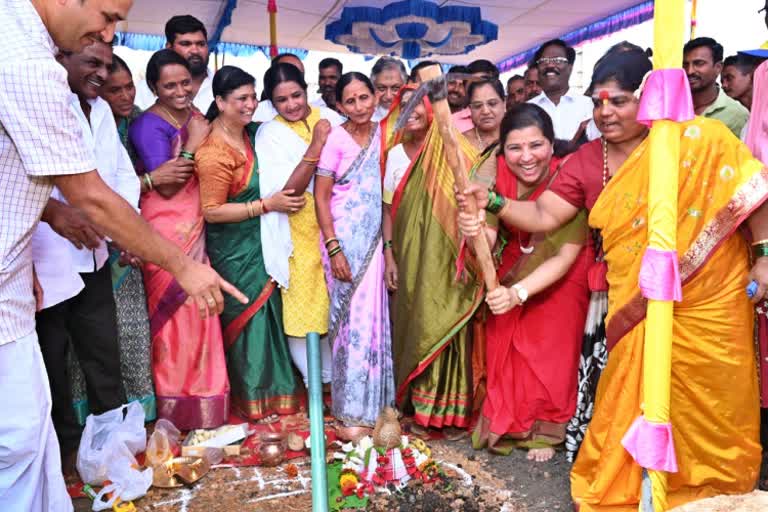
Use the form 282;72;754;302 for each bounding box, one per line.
73;446;768;512
71;440;571;512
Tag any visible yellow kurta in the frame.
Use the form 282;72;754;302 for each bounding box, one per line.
275;109;330;338
571;118;767;511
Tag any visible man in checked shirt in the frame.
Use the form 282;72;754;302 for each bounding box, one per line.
0;2;247;510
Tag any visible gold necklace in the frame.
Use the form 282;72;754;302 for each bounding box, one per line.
474;127;488;148
216;119;247;158
601;136;610;187
158;103;188;129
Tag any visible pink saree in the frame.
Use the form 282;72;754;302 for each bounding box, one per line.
129;112;229;430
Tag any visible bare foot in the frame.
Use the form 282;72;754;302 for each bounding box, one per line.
527;447;555;462
256;413;280;425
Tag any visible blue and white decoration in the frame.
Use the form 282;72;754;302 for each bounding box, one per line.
325;0;497;59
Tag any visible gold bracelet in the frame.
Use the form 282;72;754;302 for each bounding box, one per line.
246;201;254;219
255;199;263;217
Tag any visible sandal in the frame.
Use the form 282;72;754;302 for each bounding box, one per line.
443;427;468;442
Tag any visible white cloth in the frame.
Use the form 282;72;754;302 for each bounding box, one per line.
311;97;328;109
134;71;214;113
371;105;389;123
586;119;601;141
383;143;410;204
255;99;344;125
0;331;73;512
528;89;596;141
287;335;332;386
30;224;84;310
0;0;95;344
255;107;343;288
32;96;140;308
253;100;279;123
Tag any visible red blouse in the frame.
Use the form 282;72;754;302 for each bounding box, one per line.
548;139;603;210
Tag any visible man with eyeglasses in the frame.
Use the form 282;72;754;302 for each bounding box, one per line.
527;39;595;142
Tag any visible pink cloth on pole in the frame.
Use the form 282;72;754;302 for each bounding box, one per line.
636;69;695;126
621;416;679;473
639;247;682;301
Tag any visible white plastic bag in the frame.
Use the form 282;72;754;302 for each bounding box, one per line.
76;401;149;486
90;464;154;511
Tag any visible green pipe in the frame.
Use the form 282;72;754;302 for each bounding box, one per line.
306;332;329;512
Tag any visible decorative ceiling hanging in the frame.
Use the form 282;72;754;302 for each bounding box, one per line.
325;0;497;60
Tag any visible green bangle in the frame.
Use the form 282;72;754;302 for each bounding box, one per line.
383;240;393;250
328;246;342;257
180;150;195;161
485;191;497;213
753;244;768;259
486;190;506;214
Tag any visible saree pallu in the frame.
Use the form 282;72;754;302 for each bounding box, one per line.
204;127;299;421
571;118;768;511
474;153;591;451
319;127;394;427
132;115;229;430
391;123;481;429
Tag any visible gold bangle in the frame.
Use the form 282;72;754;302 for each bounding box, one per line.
255;200;263;217
246;201;254;219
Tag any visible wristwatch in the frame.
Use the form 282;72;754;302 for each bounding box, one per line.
512;284;529;304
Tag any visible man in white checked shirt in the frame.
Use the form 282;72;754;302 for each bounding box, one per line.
0;2;247;510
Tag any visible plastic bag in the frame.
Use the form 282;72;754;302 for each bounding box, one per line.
146;419;181;467
76;402;152;507
90;464;154;511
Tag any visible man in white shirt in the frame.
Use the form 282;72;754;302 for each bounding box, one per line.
311;57;343;113
370;57;408;122
0;2;244;510
34;39;141;474
528;39;595;142
134;15;213;112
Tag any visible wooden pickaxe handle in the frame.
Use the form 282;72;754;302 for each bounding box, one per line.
418;65;499;291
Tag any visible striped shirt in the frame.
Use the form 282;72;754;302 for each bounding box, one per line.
0;0;95;344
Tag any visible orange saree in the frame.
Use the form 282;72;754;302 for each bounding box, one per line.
571;118;768;510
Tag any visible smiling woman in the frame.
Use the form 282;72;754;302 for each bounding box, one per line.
128;49;230;430
196;66;301;423
314;72;395;435
463;78;506;151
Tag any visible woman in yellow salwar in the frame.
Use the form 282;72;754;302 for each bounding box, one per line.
458;49;768;510
254;63;339;391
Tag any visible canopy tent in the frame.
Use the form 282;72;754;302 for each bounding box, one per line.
116;0;653;68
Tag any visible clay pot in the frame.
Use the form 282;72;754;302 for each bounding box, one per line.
258;432;287;467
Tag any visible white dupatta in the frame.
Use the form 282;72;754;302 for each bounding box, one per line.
255;107;342;288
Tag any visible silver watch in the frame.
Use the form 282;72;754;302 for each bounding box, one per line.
512;284;529;303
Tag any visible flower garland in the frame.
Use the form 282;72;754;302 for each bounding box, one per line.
332;435;444;500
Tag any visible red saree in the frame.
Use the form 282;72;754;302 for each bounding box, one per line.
474;154;592;450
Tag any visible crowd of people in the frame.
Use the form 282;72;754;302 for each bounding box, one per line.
2;1;768;511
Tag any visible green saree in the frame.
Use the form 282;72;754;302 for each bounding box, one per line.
203;123;299;420
391;123;483;429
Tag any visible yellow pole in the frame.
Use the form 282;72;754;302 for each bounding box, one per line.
642;1;686;510
690;0;698;39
